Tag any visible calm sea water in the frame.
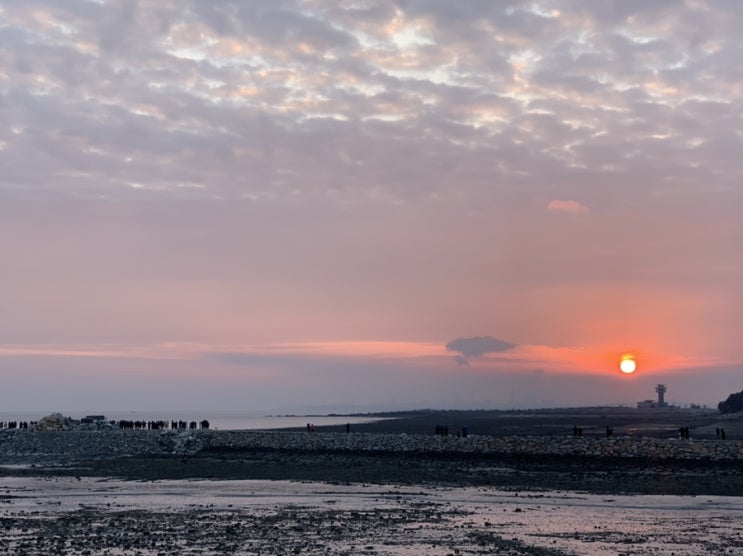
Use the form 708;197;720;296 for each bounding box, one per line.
0;410;389;431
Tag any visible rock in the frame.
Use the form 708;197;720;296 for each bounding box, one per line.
1;427;741;464
35;413;79;432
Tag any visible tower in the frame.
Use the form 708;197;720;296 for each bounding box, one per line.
655;384;667;408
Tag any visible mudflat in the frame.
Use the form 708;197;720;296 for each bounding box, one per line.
6;478;743;555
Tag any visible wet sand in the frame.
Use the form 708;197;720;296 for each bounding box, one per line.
2;477;743;555
8;448;742;498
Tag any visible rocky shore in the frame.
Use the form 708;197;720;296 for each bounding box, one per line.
1;428;742;496
2;428;742;463
205;429;743;461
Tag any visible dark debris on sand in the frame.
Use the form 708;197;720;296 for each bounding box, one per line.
0;502;569;556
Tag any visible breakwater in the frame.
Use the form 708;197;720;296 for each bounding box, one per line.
1;429;742;463
208;431;743;462
0;430;167;461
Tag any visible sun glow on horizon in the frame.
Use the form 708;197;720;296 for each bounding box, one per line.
620;354;637;374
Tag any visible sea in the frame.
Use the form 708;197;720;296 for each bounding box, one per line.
0;410;389;431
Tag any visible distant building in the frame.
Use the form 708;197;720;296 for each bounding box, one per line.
655;384;668;408
80;415;106;424
637;385;669;409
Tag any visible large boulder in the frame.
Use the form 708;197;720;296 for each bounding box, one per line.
35;413;79;431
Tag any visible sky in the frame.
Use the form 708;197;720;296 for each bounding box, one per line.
1;0;742;413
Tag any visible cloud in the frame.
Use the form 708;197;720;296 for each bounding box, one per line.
3;1;743;207
547;199;590;213
446;336;516;361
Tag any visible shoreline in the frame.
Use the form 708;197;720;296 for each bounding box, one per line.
3;407;742;497
2;429;743;496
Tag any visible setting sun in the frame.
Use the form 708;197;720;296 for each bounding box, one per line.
620;355;637;374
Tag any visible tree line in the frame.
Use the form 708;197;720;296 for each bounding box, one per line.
718;390;743;414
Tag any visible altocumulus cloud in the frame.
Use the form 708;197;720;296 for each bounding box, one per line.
446;336;516;366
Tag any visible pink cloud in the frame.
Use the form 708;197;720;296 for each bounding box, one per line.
547;199;590;213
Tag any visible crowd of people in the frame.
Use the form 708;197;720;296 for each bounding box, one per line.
0;418;210;431
434;425;469;437
116;419;210;430
0;421;34;430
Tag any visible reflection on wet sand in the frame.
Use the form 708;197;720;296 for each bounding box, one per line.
2;477;742;555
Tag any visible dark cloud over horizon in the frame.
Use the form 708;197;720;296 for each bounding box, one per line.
446;336;516;362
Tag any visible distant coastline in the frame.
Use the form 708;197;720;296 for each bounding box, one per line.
0;411;393;432
2;405;740;437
